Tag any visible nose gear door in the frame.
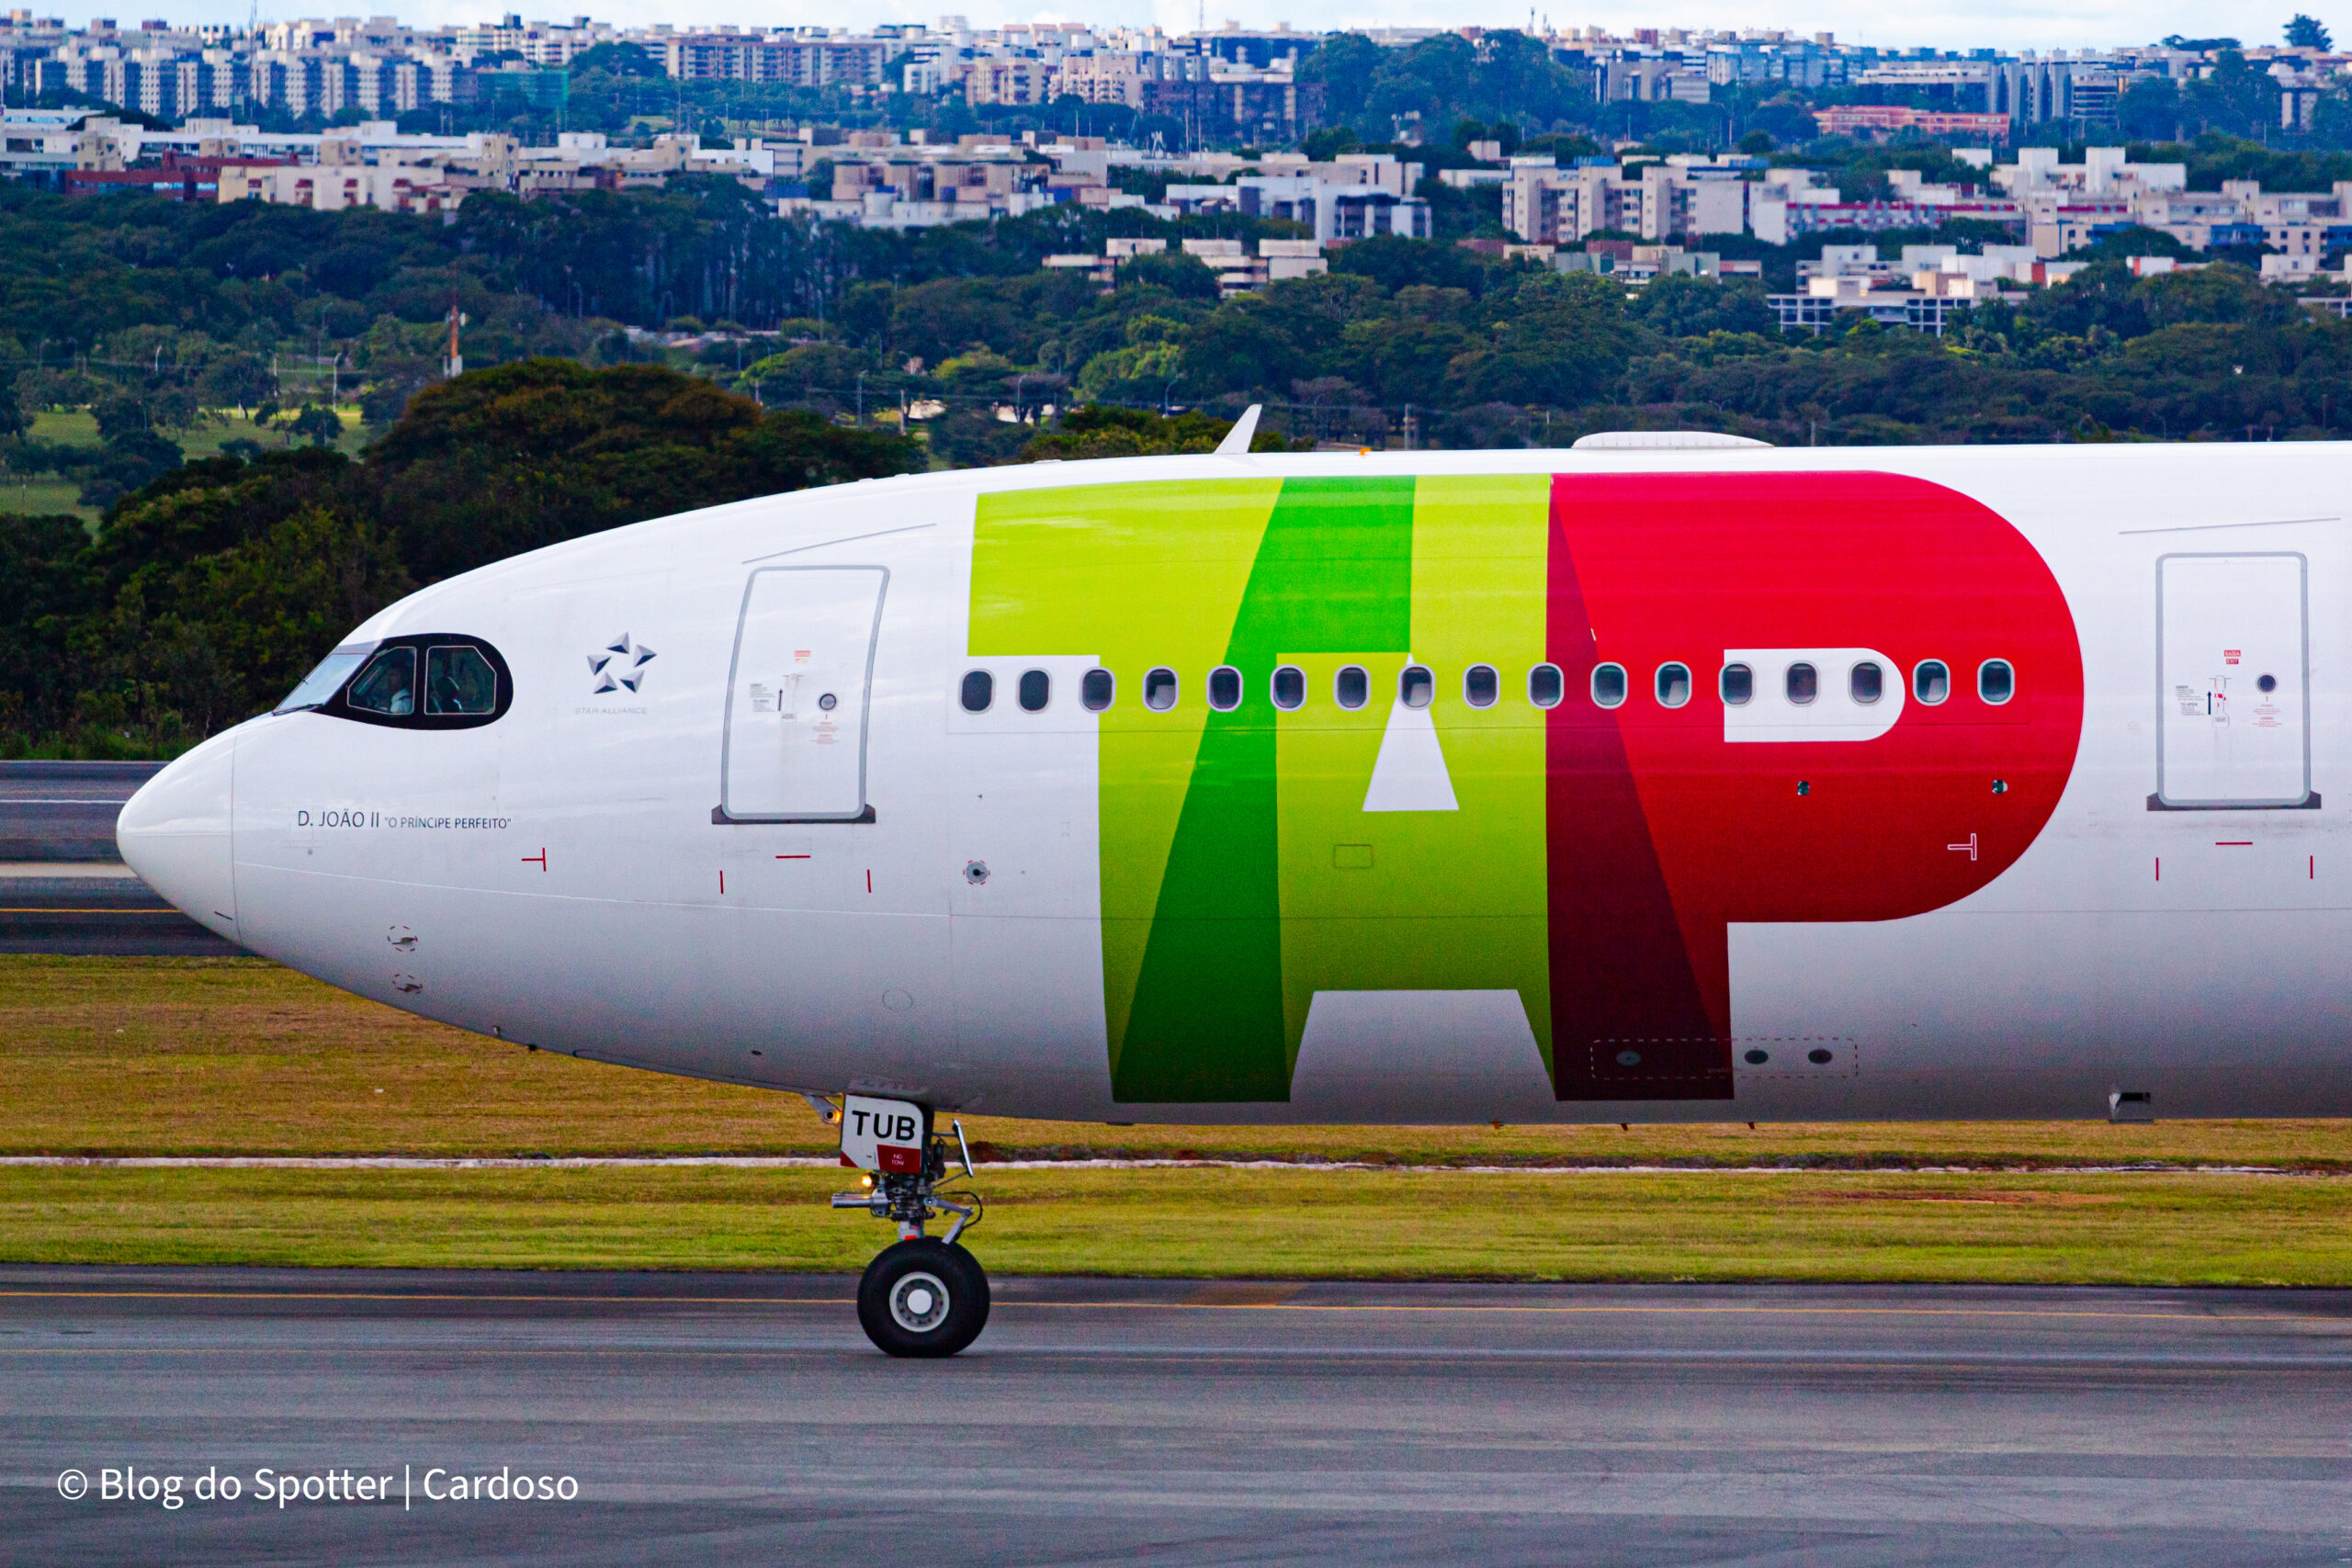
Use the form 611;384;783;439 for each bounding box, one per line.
720;566;888;822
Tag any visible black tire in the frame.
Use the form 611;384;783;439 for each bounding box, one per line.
856;1239;989;1358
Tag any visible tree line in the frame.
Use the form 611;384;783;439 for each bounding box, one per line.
0;362;917;755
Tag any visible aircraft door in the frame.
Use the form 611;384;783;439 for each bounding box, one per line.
2155;553;2311;809
720;566;887;822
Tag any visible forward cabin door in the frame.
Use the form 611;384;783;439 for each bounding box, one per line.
2155;553;2312;809
720;566;888;822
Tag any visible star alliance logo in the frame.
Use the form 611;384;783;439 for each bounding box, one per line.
588;633;656;694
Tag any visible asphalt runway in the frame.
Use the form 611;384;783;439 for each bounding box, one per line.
0;761;237;954
4;1267;2349;1567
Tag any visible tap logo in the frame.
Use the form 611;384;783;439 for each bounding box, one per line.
588;634;655;694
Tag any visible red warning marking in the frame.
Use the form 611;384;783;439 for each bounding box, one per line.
775;854;811;860
521;849;547;871
866;869;874;893
2154;858;2161;881
2216;840;2253;847
718;870;725;894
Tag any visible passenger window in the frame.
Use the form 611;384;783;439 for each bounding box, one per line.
1655;662;1690;708
1849;661;1883;705
1143;667;1178;711
1720;663;1753;705
1080;668;1114;712
1978;659;2015;705
1528;663;1564;709
1785;662;1817;705
1914;660;1950;705
1463;664;1498;708
424;646;498;715
1271;665;1306;710
347;648;417;716
1018;669;1050;712
1335;665;1369;711
1399;665;1433;709
1207;666;1242;712
959;671;993;713
1590;662;1627;708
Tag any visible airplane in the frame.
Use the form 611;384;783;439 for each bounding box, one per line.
118;413;2351;1355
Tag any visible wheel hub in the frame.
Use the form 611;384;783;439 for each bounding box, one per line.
889;1270;951;1333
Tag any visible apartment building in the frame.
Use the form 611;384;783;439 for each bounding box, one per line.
1505;157;1753;245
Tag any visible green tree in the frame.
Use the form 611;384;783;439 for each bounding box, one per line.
368;359;922;581
1627;276;1778;338
2288;14;2334;49
569;40;662;76
289;404;345;446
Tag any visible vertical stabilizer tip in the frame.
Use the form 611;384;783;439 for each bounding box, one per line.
1216;404;1262;457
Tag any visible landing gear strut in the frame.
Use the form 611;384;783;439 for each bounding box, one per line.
827;1095;989;1357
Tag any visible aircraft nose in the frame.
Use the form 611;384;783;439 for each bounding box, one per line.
118;729;239;942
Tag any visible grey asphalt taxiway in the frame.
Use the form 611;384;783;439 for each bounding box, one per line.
0;761;237;955
5;1268;2350;1566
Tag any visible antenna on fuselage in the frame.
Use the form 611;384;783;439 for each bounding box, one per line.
1216;404;1262;457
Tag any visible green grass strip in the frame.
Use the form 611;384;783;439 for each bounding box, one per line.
5;1167;2351;1285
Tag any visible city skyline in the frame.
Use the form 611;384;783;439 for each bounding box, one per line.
7;2;2325;53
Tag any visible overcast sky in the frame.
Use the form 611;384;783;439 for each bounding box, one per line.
49;1;2305;54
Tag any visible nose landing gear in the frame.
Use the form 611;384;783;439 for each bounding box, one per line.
826;1094;989;1357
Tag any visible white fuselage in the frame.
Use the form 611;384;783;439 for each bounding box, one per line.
118;444;2352;1123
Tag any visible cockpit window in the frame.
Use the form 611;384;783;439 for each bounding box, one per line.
275;642;377;715
307;634;512;729
346;649;417;716
425;646;499;716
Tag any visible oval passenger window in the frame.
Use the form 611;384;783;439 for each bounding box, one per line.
1399;665;1433;710
1785;662;1817;705
1334;665;1369;711
1720;663;1753;705
1655;662;1690;708
1463;664;1498;708
1207;666;1242;712
1979;659;2015;705
959;671;993;713
1080;668;1114;712
1018;670;1050;712
1271;665;1306;710
1528;663;1564;709
1591;662;1627;708
1143;667;1178;712
1914;660;1950;705
1849;661;1882;705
